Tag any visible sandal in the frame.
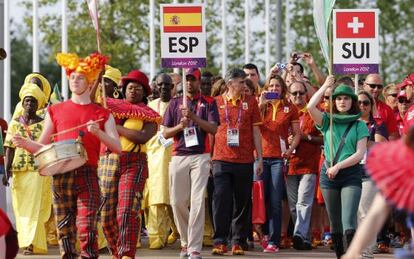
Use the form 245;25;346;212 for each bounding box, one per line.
23;245;33;255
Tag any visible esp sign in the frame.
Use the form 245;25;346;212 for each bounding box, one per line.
333;9;379;74
161;4;206;68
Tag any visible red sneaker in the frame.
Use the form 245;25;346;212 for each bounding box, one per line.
231;244;245;255
263;244;279;253
211;244;228;255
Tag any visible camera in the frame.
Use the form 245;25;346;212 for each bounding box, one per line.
265;92;280;100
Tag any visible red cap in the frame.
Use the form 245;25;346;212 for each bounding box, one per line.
121;70;151;95
185;68;201;80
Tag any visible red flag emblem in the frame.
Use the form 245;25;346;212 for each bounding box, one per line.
336;12;375;38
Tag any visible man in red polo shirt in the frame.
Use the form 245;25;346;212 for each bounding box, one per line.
211;68;263;256
363;74;399;140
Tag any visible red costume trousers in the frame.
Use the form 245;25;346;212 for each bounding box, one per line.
98;152;148;258
52;165;100;259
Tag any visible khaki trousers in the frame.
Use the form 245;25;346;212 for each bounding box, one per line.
169;153;210;254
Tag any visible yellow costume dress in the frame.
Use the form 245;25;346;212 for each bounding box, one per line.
143;98;179;249
4;119;52;254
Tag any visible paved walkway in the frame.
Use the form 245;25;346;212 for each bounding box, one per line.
17;241;395;259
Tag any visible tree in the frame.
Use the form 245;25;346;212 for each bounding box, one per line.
17;0;414;87
9;24;61;109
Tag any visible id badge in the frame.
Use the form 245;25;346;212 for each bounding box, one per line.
227;128;240;147
184;126;199;147
158;131;173;148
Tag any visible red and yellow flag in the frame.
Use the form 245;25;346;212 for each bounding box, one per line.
163;6;202;33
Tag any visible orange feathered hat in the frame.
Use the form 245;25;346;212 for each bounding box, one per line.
56;52;108;83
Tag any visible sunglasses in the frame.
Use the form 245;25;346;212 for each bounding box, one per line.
358;100;371;106
367;83;383;89
388;93;398;98
323;96;330;100
398;98;411;104
291;91;306;96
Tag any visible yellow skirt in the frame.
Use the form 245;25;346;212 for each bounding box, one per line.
11;170;52;254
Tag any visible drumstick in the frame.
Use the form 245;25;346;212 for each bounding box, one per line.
50;118;105;138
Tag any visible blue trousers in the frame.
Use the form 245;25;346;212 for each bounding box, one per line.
256;158;285;245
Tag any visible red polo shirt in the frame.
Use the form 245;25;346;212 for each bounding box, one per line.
288;108;321;175
212;94;262;163
260;100;299;158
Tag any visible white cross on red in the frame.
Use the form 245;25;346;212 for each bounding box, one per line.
347;17;364;34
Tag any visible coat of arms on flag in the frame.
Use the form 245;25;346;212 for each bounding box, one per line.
163;6;202;33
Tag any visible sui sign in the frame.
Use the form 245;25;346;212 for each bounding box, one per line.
333;9;379;74
160;4;206;68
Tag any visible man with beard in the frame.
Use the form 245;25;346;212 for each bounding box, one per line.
144;73;180;249
162;68;220;259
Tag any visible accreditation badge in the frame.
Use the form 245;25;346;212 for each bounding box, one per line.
242;102;248;110
184;126;199;147
227;128;240;147
284;106;290;113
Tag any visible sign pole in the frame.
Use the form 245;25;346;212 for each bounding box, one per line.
355;74;359;94
329;14;334;168
182;69;187;108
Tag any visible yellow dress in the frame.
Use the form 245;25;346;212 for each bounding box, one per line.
4;119;52;254
143;98;178;248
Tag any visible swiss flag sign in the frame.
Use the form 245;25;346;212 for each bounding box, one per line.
336;12;375;38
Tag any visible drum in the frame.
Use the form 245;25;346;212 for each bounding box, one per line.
35;139;88;176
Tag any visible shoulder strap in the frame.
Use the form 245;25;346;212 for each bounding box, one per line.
332;121;356;165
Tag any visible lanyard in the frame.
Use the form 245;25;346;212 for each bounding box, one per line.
187;97;202;127
223;97;242;128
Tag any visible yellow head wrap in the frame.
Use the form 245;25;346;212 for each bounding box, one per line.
24;73;51;100
19;83;47;110
103;65;122;86
56;52;108;83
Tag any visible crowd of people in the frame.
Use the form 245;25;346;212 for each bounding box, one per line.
0;50;413;259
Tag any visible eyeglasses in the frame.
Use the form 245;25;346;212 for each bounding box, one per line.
290;91;306;96
358;100;371;106
367;83;383;89
398;98;411;104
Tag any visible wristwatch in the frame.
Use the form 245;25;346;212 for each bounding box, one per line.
307;134;312;141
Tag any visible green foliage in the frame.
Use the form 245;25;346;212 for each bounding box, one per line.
9;25;60;109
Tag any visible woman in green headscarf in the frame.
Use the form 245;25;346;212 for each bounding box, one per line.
12;73;51;119
3;83;52;255
307;75;369;259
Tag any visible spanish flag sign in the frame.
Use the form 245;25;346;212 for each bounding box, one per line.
160;4;206;68
163;6;202;33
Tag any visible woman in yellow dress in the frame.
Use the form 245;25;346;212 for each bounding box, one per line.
2;83;52;255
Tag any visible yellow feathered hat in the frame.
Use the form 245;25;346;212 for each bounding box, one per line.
56;52;108;83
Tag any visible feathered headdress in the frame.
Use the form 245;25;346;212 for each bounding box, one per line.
56;52;108;83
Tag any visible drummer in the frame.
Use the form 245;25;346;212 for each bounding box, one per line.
12;52;122;259
98;69;159;259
